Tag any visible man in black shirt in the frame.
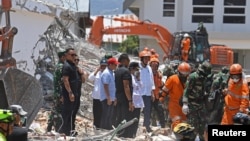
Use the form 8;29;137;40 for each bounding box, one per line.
114;53;135;138
59;48;79;136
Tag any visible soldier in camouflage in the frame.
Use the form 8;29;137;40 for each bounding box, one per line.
182;61;212;141
47;50;66;132
207;66;229;123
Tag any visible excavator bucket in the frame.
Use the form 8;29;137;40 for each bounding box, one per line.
0;67;43;127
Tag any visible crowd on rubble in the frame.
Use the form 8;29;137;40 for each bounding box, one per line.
1;44;250;141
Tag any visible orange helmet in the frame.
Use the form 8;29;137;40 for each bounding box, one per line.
230;64;242;75
150;57;159;64
178;62;191;75
139;47;151;58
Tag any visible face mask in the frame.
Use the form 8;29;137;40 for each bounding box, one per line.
178;73;188;83
134;71;140;79
233;78;240;83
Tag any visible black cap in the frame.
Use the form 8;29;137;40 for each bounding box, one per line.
100;58;108;65
129;62;140;69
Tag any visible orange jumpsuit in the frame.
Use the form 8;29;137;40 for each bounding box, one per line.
181;38;191;62
221;78;249;125
163;74;187;129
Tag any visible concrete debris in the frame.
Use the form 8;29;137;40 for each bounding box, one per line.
29;109;176;141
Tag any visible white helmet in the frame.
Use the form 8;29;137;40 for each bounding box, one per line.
184;33;189;38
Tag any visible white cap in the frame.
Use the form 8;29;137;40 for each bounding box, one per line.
9;105;27;116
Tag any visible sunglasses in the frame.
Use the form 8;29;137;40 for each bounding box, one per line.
69;53;77;57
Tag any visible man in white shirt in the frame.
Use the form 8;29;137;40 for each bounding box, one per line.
88;58;108;129
139;47;155;132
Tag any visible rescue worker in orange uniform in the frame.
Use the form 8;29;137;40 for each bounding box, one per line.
161;62;191;130
181;33;191;62
221;63;249;125
149;56;166;128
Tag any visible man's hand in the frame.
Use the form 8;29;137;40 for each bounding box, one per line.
129;102;134;111
182;104;189;115
69;93;75;102
107;98;112;105
113;99;117;106
222;88;228;96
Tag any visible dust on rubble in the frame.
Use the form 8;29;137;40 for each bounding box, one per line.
29;108;175;141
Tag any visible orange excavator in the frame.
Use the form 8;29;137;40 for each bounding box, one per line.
88;16;234;68
0;0;43;127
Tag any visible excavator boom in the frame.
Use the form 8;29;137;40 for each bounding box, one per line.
88;16;234;67
88;16;174;56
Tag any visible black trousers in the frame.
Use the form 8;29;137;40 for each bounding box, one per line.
59;97;75;136
93;98;102;129
115;100;140;138
128;108;141;138
72;94;80;131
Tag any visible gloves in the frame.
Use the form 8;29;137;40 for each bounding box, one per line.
182;104;189;115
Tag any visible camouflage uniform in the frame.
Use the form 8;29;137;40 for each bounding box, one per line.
47;52;65;132
207;67;229;123
182;61;211;141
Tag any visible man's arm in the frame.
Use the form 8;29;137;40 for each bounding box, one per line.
63;75;74;102
77;67;86;83
103;84;112;105
123;79;134;111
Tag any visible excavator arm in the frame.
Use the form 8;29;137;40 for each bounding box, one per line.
0;0;18;68
88;16;174;56
0;0;43;128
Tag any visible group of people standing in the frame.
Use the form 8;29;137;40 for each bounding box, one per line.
47;46;249;141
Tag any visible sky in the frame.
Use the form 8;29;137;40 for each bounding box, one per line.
90;0;129;16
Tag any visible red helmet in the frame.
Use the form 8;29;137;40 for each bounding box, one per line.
178;62;191;75
139;47;151;58
230;64;242;75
